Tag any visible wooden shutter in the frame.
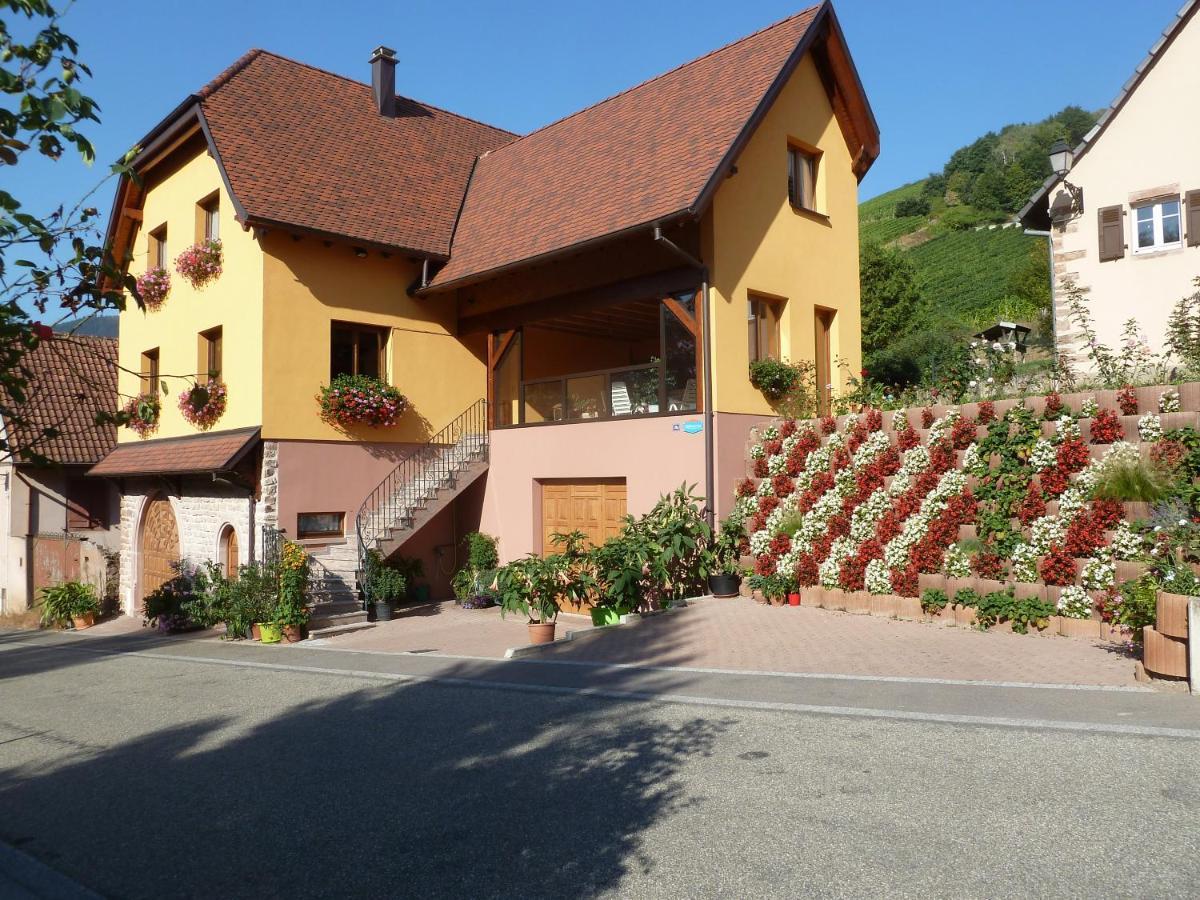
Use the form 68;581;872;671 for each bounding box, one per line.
1097;205;1125;262
1186;191;1200;247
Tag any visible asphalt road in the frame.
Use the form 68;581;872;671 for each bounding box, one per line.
2;629;1199;899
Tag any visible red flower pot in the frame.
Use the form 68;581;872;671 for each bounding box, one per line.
788;592;801;607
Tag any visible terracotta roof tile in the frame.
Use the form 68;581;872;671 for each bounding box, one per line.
89;427;260;478
431;7;820;287
199;51;516;257
0;335;117;465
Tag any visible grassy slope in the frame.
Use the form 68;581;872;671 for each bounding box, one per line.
859;180;1038;327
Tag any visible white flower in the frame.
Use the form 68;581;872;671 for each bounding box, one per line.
992;342;1002;351
942;544;972;578
865;558;892;595
987;377;994;384
1080;397;1099;418
1057;585;1093;620
1030;439;1057;471
1179;519;1189;528
1080;558;1115;591
1011;543;1040;583
969;379;978;388
1138;414;1163;443
750;443;766;460
1159;388;1180;413
1056;415;1081;442
1008;341;1017;351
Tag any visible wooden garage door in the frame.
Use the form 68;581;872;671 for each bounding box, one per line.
139;496;180;605
541;479;627;553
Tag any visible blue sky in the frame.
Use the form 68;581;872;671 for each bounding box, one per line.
16;0;1185;232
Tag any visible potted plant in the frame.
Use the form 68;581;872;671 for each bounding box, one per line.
707;515;744;598
135;266;171;310
175;238;223;288
122;392;161;438
39;581;101;630
258;621;283;644
277;542;310;641
317;373;407;429
371;567;406;621
497;552;580;644
177;380;228;431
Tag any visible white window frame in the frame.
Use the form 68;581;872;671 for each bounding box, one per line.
1131;198;1182;255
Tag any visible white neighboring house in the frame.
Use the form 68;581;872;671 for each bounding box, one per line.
1020;0;1200;372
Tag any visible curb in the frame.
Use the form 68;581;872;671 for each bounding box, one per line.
503;596;705;659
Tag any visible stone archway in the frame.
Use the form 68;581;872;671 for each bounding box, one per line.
139;495;180;607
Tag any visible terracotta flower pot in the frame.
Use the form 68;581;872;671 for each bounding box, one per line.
251;623;261;641
1058;617;1102;639
788;592;801;607
71;612;95;630
895;596;923;620
282;624;304;643
1143;626;1188;678
869;594;899;618
528;622;557;644
1156;592;1190;639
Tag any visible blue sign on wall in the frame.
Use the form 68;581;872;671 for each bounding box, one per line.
681;420;704;435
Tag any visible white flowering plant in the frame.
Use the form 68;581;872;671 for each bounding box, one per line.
942;543;972;578
1057;585;1093;619
1137;414;1163;443
1158;388;1180;413
1080;558;1115;591
1080;396;1099;418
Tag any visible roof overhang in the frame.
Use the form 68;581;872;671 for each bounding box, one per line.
88;426;260;479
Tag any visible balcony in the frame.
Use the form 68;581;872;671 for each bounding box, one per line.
490;293;701;428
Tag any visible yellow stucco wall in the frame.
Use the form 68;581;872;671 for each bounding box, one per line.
259;233;486;442
708;52;862;416
118;147;264;442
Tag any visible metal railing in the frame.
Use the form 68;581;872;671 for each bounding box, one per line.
355;399;489;604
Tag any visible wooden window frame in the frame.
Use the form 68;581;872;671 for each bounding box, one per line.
140;348;160;395
330;321;388;381
198;326;222;384
296;511;345;540
196;191;220;242
747;293;784;363
787;141;821;213
148;224;168;269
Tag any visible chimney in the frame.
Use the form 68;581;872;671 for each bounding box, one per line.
369;46;396;116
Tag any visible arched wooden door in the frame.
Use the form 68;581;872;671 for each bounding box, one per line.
221;526;239;578
139;496;180;605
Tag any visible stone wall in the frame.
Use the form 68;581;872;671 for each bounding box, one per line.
118;474;270;616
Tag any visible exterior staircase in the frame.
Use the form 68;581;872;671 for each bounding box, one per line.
302;400;490;627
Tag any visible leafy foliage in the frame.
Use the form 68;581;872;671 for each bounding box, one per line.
38;579;99;626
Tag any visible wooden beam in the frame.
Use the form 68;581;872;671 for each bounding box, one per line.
458;267;695;335
122;208;143;222
662;295;698;337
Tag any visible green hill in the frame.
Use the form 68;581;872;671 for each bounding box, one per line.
856;107;1099;384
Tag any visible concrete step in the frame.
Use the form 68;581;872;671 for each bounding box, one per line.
308;607;368;632
308;620;376;640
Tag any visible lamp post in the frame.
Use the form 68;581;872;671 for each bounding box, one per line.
1049;139;1083;215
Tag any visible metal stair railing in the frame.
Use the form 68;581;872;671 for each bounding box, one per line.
355;399;488;605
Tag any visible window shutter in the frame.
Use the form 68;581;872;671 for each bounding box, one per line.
1097;205;1125;261
1186;190;1200;247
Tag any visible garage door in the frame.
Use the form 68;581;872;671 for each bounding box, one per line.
541;479;627;553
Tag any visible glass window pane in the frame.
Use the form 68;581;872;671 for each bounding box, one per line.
566;374;606;420
357;331;381;379
1162;202;1181;244
524;381;562;423
611;367;659;416
664;303;697;412
331;327;355;377
494;333;521;426
1137;213;1155;248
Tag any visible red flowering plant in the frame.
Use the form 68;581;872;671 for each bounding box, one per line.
177;380;228;431
972;549;1006;580
863;408;883;433
763;439;783;457
1042;391;1064;421
174;239;223;289
977;400;996;424
1017;484;1046;525
1089;408;1123;444
1064;510;1105;558
1151;438;1188;476
819;415;836;435
135;267;170;311
897;427;919;451
771;474;795;498
951;417;977;450
890;564;919;598
795;553;819;587
1038;545;1078;586
757;494;780;518
317;374;407;429
838;555;868;592
1091;498;1124;530
1039;466;1069;499
753;457;769;478
754;555;776;577
1117;385;1138;416
921;407;934;429
1057;437;1090;475
779;419;797;439
122;392;161;439
769;533;792;557
736;478;756;499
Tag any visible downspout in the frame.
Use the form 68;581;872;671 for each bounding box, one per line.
653;226;715;529
1023;228;1056;369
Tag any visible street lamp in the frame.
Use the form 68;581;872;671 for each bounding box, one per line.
1048;139;1073;176
1048;139;1082;218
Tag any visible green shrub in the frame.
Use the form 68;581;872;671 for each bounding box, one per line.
975;588;1014;629
894;197;931;218
38;581;100;627
1093;455;1171;503
370;567;407;603
466;532;499;571
1009;596;1055;634
920;588;949;614
953;587;980;609
1115;575;1159;640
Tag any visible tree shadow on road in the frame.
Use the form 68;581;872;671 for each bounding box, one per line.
0;661;733;899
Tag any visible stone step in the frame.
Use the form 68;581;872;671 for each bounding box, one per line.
308;607;368;631
308;620;376;640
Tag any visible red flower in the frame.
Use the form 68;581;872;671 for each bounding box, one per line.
1057;437;1090;475
757;494;779;517
736;478;756;499
754;555;777;577
951;417;977;450
861;368;869;378
820;415;836;435
972;549;1006;580
838;555;867;591
921;407;934;429
771;474;795;498
1064;511;1105;558
779;419;797;439
1089;408;1123;444
794;553;819;587
1039;545;1078;586
1117;385;1138;417
1017;484;1046;525
1151;439;1188;474
1091;498;1124;530
977;401;996;424
769;533;792;556
1039;466;1069;499
753;457;769;478
864;408;883;433
897;428;919;451
1043;391;1064;420
890;565;919;598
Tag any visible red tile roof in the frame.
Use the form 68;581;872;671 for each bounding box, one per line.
198;51;516;257
0;335;117;465
430;7;822;288
89;427;260;478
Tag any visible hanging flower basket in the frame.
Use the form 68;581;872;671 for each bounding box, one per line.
175;239;223;289
136;267;171;311
123;393;161;438
178;381;228;430
317;374;407;428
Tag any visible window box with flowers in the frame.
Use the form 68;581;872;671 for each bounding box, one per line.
318;374;407;429
136;267;171;311
178;381;228;430
175;239;223;289
122;393;161;438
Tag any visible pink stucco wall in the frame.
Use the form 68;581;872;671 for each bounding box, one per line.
481;415;707;561
712;410;775;519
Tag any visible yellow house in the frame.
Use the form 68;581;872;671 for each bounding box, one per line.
92;2;878;624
